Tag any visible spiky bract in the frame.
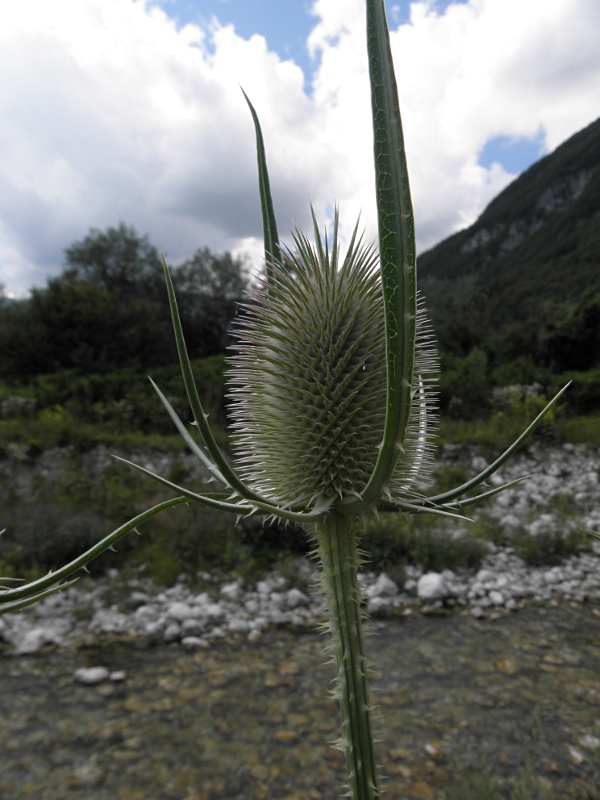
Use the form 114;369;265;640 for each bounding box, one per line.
228;215;438;515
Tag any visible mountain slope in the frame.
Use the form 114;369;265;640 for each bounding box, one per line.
418;117;600;370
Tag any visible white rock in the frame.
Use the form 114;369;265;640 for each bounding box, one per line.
580;734;600;750
568;746;585;765
163;622;181;643
269;592;287;611
543;567;564;584
417;573;449;601
368;574;399;598
165;602;199;622
89;608;129;634
181;618;204;637
129;591;150;605
468;583;485;599
220;581;243;601
367;596;393;615
74;666;109;685
143;620;165;641
181;636;208;650
286;588;310;608
527;514;558;537
488;590;505;606
133;605;159;625
244;598;260;614
228;618;250;633
202;602;225;621
14;625;65;654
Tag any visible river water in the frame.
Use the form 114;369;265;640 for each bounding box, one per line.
1;603;599;800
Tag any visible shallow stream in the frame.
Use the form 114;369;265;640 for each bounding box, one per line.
1;603;599;799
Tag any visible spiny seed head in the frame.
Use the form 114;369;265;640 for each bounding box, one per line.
227;215;438;514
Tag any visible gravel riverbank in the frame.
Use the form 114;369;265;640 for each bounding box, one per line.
1;443;599;655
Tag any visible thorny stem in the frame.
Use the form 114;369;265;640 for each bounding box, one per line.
316;513;379;800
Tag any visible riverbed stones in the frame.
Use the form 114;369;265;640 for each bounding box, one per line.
2;537;600;654
1;444;598;654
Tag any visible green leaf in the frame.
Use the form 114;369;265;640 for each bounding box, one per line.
344;0;417;511
113;455;253;514
0;580;80;614
115;455;333;525
241;88;282;287
149;377;228;487
424;384;570;506
0;497;188;613
161;256;276;507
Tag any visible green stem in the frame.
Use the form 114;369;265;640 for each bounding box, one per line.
316;513;379;800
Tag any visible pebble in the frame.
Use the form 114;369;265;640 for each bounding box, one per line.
74;666;110;685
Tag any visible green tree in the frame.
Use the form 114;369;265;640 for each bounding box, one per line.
0;224;250;379
64;222;164;300
540;291;600;371
173;248;249;356
441;347;490;418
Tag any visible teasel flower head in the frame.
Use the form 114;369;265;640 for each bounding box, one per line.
228;212;439;516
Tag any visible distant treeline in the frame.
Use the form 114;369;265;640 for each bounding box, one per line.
0;223;249;378
0;222;598;424
425;283;600;418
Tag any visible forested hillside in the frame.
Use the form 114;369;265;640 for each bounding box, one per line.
418;117;600;417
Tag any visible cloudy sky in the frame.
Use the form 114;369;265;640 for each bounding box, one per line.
1;0;599;296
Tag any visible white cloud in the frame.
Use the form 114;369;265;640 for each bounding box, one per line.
0;0;320;293
307;0;600;254
0;0;599;295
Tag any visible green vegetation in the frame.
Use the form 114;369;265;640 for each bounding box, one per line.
0;428;591;587
419;116;600;417
363;514;489;576
0;223;248;379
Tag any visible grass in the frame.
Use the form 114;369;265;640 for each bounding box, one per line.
362;514;489;575
0;413;187;454
438;412;600;449
1;428;593;586
0;378;596;585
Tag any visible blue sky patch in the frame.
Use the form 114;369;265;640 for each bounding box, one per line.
479;131;547;174
151;0;316;77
